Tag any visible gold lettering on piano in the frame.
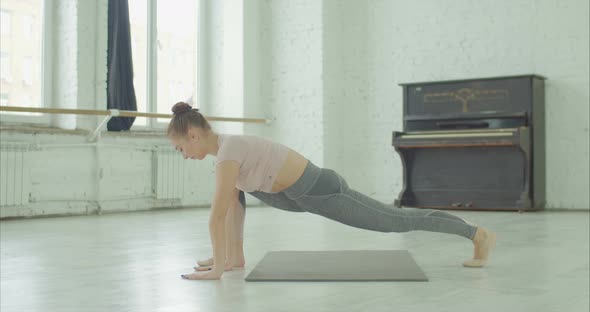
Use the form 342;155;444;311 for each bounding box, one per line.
423;88;509;112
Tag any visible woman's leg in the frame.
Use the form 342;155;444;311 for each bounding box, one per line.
283;165;496;266
291;167;478;239
248;191;306;213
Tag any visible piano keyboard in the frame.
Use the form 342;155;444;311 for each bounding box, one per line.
398;129;517;139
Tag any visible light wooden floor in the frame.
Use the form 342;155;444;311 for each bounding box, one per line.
1;207;589;312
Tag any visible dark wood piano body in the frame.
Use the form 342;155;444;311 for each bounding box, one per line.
392;75;546;211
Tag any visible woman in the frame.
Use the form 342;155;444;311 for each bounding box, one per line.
167;102;497;280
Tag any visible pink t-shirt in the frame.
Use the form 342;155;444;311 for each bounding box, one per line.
216;134;290;193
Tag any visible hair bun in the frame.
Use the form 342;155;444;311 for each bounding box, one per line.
172;102;197;115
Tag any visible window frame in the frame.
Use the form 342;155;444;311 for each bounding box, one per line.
0;0;53;125
0;52;11;82
0;10;11;35
132;0;200;130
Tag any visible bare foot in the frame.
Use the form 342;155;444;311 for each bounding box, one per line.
194;260;245;272
232;255;246;269
194;262;234;272
196;248;245;270
463;227;497;268
195;255;245;271
231;261;245;270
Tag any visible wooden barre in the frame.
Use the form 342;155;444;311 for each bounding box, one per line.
0;106;268;124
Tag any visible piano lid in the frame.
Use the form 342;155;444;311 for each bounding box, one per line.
398;74;546;86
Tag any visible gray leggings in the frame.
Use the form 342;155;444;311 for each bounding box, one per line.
247;160;477;240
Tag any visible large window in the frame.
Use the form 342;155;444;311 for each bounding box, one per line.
128;0;199;127
0;0;48;119
0;52;11;82
1;10;11;35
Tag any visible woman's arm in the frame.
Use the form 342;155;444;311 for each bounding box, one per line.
181;160;240;280
225;188;245;266
194;188;245;271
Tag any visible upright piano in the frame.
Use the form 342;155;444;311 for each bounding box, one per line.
392;75;545;212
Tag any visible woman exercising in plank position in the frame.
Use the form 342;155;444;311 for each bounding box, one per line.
167;102;497;280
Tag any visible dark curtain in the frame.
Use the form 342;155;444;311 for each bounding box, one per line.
107;0;137;131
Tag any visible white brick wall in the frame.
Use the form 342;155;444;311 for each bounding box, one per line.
366;0;589;209
323;0;389;200
259;0;325;165
0;130;217;218
532;0;589;209
261;0;588;209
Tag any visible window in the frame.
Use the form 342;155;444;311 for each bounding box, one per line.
0;93;8;106
22;14;34;36
22;56;33;85
128;0;148;126
0;0;48;120
128;0;199;128
0;10;10;35
0;52;10;81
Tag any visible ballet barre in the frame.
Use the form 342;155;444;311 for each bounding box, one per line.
0;106;272;141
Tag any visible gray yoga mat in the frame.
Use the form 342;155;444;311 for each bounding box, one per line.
245;250;428;282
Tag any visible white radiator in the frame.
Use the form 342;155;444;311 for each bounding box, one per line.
153;149;185;199
0;143;30;206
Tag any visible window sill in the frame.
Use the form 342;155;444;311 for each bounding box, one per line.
0;123;166;138
0;123;89;136
102;129;166;138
